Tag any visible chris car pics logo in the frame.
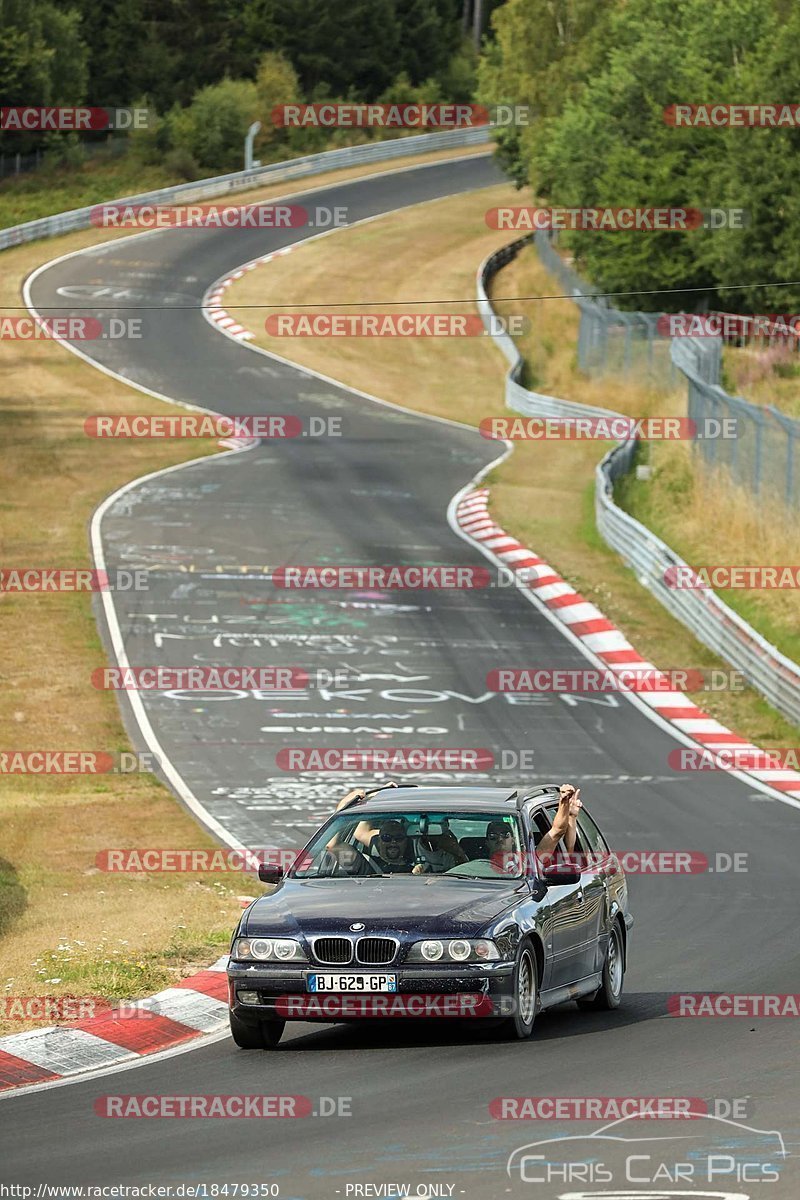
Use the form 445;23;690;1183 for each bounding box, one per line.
505;1112;786;1190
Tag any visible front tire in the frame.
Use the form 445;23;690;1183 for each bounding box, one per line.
229;1011;285;1049
578;921;624;1011
497;943;537;1039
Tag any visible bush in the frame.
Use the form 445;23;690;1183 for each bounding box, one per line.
437;39;478;104
162;147;200;181
256;52;302;142
128;100;173;167
41;133;87;171
168;78;259;173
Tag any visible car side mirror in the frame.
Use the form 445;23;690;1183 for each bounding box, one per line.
539;862;581;886
258;863;284;884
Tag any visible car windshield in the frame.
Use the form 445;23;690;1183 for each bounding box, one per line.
292;810;525;879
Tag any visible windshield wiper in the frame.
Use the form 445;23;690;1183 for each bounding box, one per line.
441;871;495;879
297;871;391;880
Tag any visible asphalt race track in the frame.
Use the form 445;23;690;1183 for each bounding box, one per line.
3;154;799;1198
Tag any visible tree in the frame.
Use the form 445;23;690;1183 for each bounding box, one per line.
168;78;259;172
476;0;610;187
0;0;89;154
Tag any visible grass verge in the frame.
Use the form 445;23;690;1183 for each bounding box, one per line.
615;440;800;665
722;340;800;419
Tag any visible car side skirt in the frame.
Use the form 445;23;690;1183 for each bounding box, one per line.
539;972;603;1010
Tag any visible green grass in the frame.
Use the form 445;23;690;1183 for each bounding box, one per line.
0;157;179;229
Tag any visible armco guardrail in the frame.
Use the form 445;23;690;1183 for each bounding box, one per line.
479;236;800;729
0;127;490;252
477;236;619;424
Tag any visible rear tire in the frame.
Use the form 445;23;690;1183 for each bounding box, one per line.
229;1012;285;1049
496;943;537;1039
577;921;624;1011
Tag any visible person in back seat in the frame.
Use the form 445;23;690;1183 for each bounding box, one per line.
535;784;582;870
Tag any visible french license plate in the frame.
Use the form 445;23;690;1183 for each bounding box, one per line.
307;973;397;993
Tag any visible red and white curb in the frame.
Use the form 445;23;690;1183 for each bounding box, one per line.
0;956;230;1093
456;488;800;798
204;247;293;342
204;248;280;449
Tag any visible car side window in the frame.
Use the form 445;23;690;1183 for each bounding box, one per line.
530;809;552;849
577;810;610;855
532;807;585;856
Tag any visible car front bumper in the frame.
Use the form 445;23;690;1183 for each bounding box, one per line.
227;961;515;1024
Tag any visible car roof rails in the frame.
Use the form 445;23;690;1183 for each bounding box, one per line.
337;782;419;811
517;784;561;809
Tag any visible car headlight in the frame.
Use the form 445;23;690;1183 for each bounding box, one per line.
233;936;307;962
406;938;500;963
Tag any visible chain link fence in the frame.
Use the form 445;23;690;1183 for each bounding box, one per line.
534;231;677;387
478;236;800;729
672;336;800;509
532;230;800;509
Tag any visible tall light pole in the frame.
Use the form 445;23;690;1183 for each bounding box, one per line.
245;121;262;171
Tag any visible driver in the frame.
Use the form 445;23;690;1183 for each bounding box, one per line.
370;819;417;873
335;787;470;875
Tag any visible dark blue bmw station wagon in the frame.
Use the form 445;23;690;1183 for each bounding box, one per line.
226;783;633;1048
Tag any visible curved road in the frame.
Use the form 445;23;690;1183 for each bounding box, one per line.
2;154;798;1199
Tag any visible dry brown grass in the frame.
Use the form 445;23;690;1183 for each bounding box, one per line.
722;341;800;418
227;183;515;426
224;193;800;748
616;438;800;663
0;239;254;1037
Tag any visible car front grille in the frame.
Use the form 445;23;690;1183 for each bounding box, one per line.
356;936;397;965
312;937;353;965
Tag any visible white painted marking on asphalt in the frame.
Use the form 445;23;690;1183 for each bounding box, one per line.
0;1028;135;1073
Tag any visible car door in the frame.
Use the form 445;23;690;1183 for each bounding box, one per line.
531;807;587;989
572;813;609;978
576;808;615;977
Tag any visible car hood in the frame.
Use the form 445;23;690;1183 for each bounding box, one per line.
242;876;524;937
